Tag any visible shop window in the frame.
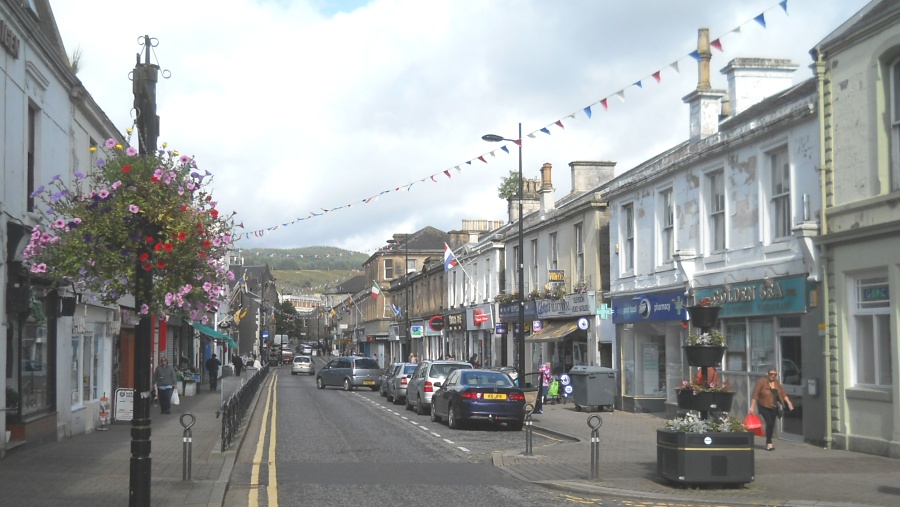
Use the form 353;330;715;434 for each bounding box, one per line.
725;322;747;371
749;319;775;373
851;272;891;386
13;315;52;417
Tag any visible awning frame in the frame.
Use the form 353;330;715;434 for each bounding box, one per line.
525;320;580;343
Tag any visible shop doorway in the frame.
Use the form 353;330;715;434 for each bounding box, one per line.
779;334;803;440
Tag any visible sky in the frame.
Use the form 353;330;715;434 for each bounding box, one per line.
50;0;871;255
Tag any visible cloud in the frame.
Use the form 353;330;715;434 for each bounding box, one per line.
52;0;870;253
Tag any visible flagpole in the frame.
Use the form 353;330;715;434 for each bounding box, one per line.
446;243;481;303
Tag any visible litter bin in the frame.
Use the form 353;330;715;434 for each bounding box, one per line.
568;365;616;413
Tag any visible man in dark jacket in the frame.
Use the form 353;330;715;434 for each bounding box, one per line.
231;353;243;377
205;353;221;391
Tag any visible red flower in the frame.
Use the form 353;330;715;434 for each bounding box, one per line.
163;243;174;253
122;165;131;173
142;263;152;271
139;253;150;262
181;206;188;212
151;176;159;183
210;209;219;219
200;251;207;259
145;236;154;243
176;231;187;241
157;261;166;270
154;242;163;252
202;239;211;249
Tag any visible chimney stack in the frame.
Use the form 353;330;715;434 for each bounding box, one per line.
683;28;726;143
721;58;798;116
570;161;616;193
539;163;555;213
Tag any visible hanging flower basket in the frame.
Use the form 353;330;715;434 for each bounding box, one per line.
686;305;721;329
683;345;726;367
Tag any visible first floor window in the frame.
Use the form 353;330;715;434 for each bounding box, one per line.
852;272;891;387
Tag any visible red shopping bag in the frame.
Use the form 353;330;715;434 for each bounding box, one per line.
744;413;764;437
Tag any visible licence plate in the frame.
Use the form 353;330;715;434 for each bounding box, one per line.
363;380;375;385
483;393;506;400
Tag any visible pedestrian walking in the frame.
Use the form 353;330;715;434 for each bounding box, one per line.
535;362;552;414
231;353;243;377
153;356;178;414
205;353;221;391
750;369;794;451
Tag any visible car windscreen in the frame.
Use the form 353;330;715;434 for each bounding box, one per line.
402;365;417;374
460;371;514;387
354;358;379;369
431;363;470;378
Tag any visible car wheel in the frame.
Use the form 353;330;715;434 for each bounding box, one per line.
448;403;460;429
405;395;414;411
386;393;394;403
393;395;403;406
316;377;325;389
508;420;524;431
291;372;296;376
430;402;441;423
370;386;378;392
415;395;427;415
343;379;353;391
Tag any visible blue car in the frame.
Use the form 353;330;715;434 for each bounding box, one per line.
430;369;526;430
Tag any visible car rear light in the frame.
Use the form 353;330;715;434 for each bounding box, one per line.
400;377;408;386
424;381;433;393
460;391;480;399
508;393;526;402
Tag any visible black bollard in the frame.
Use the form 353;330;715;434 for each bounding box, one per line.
180;413;196;481
587;414;602;480
523;403;535;456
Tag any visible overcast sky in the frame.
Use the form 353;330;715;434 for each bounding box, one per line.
51;0;869;254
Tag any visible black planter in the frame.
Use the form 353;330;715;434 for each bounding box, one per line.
683;345;726;367
657;429;755;485
675;390;735;412
686;305;720;329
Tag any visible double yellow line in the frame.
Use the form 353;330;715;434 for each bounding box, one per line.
249;374;278;506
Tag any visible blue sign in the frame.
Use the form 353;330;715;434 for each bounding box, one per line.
495;322;508;334
612;290;687;323
262;331;269;341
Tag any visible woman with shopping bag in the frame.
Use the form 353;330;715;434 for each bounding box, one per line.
153;356;178;415
750;369;794;450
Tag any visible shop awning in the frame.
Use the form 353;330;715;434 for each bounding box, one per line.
525;320;579;342
190;321;238;349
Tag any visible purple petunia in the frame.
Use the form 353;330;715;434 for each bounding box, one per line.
96;158;106;167
74;172;85;179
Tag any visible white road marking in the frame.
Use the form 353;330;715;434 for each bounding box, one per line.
443;439;455;444
431;432;441;437
457;447;470;452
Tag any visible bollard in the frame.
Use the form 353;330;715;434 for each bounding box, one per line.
523;403;535;456
587;414;602;480
180;413;196;481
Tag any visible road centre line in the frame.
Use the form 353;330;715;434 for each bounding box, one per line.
457;447;470;452
443;439;455;444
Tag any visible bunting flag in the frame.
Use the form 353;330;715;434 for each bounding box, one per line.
233;0;793;242
444;242;459;272
371;281;381;299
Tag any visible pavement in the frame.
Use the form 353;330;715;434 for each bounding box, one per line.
2;360;900;506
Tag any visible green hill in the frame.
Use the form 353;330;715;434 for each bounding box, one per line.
238;247;368;294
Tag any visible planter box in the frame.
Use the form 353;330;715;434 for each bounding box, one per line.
686;305;720;329
657;429;755;485
675;390;734;412
683;345;726;367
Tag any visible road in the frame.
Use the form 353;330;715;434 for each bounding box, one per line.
224;367;733;507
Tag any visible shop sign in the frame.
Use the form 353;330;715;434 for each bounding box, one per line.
410;325;424;338
495;322;508;334
535;292;597;318
466;305;494;330
447;312;465;331
426;316;444;334
612;290;688;323
498;300;537;320
694;275;808;318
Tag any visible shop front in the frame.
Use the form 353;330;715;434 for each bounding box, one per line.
423;314;444;361
444;309;466;360
497;300;537;371
613;289;689;414
465;304;494;367
694;275;818;441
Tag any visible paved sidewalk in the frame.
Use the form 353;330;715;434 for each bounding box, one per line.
500;399;900;506
0;368;264;507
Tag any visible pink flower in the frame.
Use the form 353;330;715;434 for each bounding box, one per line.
126;146;138;156
129;205;140;214
140;304;149;315
104;138;116;149
98;189;109;199
111;181;122;190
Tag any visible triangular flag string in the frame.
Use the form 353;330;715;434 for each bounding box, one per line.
234;0;791;241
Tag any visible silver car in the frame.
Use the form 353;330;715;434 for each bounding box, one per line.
291;355;314;375
406;360;473;415
386;362;417;404
316;356;382;391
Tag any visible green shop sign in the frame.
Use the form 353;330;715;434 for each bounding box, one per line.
694;275;808;318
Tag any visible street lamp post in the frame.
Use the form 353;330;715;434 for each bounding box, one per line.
387;237;411;362
482;123;526;386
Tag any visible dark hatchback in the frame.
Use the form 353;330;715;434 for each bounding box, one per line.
430;368;526;430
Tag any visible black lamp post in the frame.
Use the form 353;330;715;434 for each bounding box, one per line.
482;124;525;385
387;237;411;362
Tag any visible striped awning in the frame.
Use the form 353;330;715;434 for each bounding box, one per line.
524;320;579;342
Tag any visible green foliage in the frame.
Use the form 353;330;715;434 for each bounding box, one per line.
242;247;367;271
273;269;359;294
274;300;303;338
497;170;521;200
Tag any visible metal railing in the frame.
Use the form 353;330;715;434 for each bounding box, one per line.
220;364;270;452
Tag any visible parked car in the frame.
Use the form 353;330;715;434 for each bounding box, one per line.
379;363;400;397
316;356;382;391
430;368;526;430
291;355;314;375
406;360;472;415
281;348;295;364
386;362;418;404
298;343;314;355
